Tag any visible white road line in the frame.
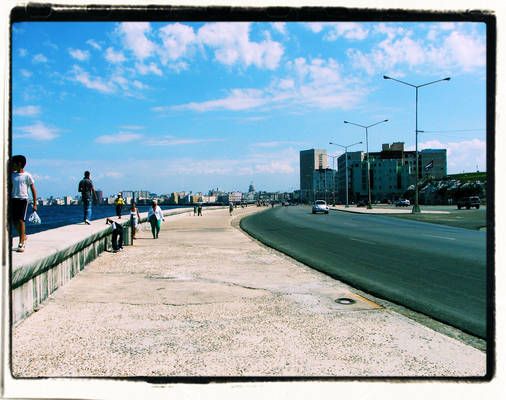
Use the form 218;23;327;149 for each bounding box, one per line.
422;234;456;241
349;237;376;245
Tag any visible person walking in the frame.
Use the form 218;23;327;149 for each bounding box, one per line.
129;201;141;240
106;218;123;252
114;193;125;219
147;200;164;239
194;205;197;216
11;155;37;253
229;202;234;216
198;203;202;216
78;171;98;225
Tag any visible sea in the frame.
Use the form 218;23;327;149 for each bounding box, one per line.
11;204;191;237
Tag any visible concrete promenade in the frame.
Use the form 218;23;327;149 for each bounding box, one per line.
11;206;485;377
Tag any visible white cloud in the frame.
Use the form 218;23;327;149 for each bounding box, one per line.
135;62;163;76
69;48;90;61
70;65;115;94
305;23;324;33
117;22;156;60
146;137;223;146
119;125;144;130
20;69;32;78
151;106;170;113
14;121;59;140
410;138;486;173
271;22;288;35
173;88;268;112
18;48;27;57
87;39;102;50
158;23;197;64
173;57;366;112
105;47;126;63
306;22;369;40
13;105;41;117
33;54;48;63
197;22;283;70
94;131;143;144
348;23;485;75
105;171;123;178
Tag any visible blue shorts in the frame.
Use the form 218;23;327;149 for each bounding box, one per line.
11;198;28;222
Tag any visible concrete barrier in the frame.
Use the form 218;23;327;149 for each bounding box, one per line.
10;207;224;326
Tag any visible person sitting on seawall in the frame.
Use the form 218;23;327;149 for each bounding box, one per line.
106;217;123;252
148;200;165;239
11;154;37;253
129;201;141;240
114;193;125;219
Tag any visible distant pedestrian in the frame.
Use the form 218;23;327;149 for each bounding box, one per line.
148;200;164;239
229;202;233;216
114;193;125;219
78;171;98;225
106;218;123;252
11;155;37;253
129;201;141;240
198;204;202;216
194;205;197;216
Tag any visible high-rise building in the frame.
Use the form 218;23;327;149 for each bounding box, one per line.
300;149;327;203
337;142;447;203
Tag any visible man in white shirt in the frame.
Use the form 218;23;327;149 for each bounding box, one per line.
11;155;37;253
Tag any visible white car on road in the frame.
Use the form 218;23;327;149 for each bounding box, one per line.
312;200;329;214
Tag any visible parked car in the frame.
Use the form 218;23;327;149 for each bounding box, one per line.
356;200;366;207
312;200;329;214
457;196;481;209
395;199;410;207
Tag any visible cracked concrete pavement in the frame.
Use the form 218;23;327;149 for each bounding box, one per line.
11;206;486;377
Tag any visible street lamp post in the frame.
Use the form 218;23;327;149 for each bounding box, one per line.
343;120;388;209
383;75;450;213
329;141;362;207
327;154;339;206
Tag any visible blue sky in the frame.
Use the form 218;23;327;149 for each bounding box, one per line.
11;21;487;198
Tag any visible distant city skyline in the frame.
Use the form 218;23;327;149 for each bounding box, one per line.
11;20;486;199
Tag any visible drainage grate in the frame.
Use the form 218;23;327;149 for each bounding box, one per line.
335;297;356;305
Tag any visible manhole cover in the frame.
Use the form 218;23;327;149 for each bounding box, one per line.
335;297;356;305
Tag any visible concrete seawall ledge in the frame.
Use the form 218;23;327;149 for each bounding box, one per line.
11;207;224;325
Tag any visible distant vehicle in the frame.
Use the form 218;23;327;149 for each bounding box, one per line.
282;201;290;206
356;200;366;207
457;196;481;210
312;200;329;214
395;199;410;207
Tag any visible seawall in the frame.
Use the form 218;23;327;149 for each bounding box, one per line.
10;207;223;326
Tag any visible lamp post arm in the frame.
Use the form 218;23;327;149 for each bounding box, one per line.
366;119;389;129
383;75;416;87
418;77;451;88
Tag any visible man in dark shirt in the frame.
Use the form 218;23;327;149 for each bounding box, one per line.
78;171;97;224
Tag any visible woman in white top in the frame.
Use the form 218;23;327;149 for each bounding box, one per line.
147;200;164;239
129;201;141;239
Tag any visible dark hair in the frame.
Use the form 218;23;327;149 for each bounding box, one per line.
12;155;26;168
84;171;90;178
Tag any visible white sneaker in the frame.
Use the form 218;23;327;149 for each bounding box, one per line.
85;219;91;225
16;243;25;252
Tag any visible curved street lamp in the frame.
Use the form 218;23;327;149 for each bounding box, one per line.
343;119;388;209
329;141;362;207
383;75;450;213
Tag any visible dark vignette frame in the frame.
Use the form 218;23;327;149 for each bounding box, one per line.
7;3;496;385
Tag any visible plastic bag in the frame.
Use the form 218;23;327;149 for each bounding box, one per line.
28;211;41;224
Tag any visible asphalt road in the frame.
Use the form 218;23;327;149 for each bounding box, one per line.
240;206;487;338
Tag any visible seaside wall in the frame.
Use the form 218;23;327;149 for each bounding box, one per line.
11;207;219;326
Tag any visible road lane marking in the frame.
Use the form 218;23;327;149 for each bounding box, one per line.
349;237;376;245
422;234;456;241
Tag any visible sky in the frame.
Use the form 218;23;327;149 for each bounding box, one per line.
11;20;487;199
